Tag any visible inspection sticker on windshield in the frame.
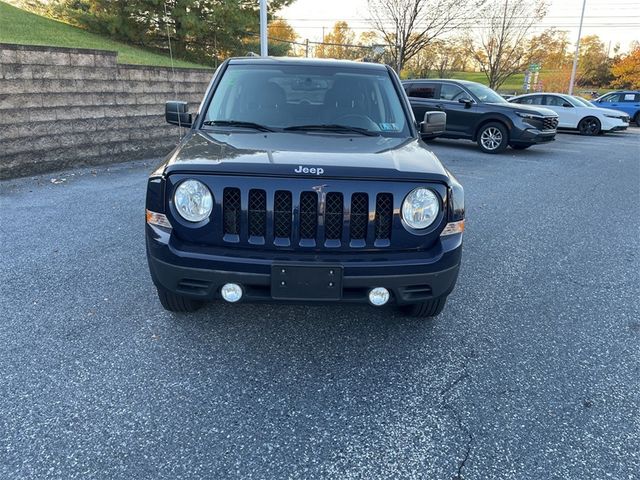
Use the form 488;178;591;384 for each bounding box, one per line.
379;123;397;131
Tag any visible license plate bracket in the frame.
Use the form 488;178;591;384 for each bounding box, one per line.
271;265;343;300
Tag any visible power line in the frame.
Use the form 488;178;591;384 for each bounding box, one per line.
285;15;640;21
286;24;640;29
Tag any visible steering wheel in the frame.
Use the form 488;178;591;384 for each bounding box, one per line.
335;114;380;131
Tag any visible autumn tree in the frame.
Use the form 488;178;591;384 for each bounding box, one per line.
611;43;640;89
432;38;467;77
403;42;438;78
268;19;298;56
368;0;486;73
316;21;358;60
526;28;570;70
466;0;547;89
578;35;613;87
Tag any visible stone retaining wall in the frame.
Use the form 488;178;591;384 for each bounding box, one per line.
0;44;213;179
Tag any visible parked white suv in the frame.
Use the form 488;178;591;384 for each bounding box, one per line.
509;93;629;135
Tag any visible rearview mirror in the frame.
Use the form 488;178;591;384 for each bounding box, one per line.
165;101;192;127
458;97;473;108
420;111;446;136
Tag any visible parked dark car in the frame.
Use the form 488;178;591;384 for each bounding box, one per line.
145;58;464;318
402;79;559;153
592;91;640;126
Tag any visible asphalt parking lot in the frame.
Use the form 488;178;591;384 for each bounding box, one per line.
1;130;639;480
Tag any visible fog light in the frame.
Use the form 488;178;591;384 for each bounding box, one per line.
221;283;243;303
369;287;390;306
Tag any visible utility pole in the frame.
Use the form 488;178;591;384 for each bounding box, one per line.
260;0;268;57
305;39;309;58
568;0;587;95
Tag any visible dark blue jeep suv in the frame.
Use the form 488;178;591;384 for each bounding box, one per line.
145;58;464;317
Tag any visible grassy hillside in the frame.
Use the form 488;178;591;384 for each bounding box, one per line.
448;71;525;93
0;1;206;68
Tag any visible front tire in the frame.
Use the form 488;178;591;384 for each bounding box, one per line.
578;116;601;136
634;112;640;126
477;122;508;153
400;296;447;318
157;286;203;312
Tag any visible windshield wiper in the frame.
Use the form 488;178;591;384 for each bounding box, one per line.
283;124;380;136
202;120;275;132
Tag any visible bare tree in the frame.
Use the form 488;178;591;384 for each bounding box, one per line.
368;0;485;73
466;0;547;89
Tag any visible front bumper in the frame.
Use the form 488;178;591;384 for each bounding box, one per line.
510;127;556;146
146;225;462;305
602;117;629;132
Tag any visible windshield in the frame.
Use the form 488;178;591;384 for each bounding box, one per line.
465;83;507;104
204;64;410;137
571;96;596;107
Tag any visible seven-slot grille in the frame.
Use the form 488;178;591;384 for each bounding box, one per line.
220;188;393;247
543;116;559;130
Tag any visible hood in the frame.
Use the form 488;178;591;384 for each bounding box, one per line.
493;101;558;117
160;131;451;183
592;107;629;118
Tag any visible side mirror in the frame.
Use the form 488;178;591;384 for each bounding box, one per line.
458;97;473;108
420;111;446;136
562;102;573;108
165;101;192;127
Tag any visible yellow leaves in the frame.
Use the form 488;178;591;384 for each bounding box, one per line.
611;46;640;89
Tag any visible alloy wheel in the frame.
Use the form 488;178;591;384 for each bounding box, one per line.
579;118;600;135
480;127;503;150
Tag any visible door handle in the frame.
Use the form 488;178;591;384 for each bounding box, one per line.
434;104;444;109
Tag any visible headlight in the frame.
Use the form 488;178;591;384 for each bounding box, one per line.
174;179;213;222
516;112;544;120
402;188;439;230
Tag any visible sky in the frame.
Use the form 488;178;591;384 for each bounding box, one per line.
280;0;640;53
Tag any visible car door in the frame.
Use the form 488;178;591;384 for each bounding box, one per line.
616;93;640;117
405;82;441;127
544;95;579;128
435;83;476;138
594;93;625;113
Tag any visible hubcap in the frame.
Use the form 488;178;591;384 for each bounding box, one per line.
480;127;503;150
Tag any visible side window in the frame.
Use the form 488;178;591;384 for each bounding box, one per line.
439;84;465;101
622;93;637;102
402;83;412;95
520;96;543;105
601;94;620;103
545;95;566;106
408;83;439;99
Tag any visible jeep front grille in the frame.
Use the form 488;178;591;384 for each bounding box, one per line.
274;190;293;239
223;187;241;235
350;193;368;240
299;191;318;239
324;192;344;241
248;189;266;237
375;193;393;240
219;187;394;248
